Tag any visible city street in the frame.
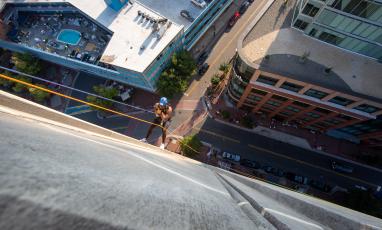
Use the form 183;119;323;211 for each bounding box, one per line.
192;117;382;190
60;0;382;192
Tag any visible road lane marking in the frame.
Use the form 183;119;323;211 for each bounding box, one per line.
194;128;240;143
248;144;378;187
186;0;268;97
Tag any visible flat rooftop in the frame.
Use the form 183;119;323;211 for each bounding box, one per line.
137;0;204;30
240;0;382;101
4;0;200;72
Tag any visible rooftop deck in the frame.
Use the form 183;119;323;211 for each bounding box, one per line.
3;0;195;72
240;0;382;101
10;11;110;65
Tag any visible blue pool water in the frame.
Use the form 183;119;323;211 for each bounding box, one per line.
57;29;81;45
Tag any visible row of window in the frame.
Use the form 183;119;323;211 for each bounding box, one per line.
330;0;382;23
317;9;382;44
254;75;381;113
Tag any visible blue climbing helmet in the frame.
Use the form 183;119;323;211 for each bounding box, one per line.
159;97;168;106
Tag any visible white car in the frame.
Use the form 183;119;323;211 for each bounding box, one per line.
191;0;207;8
222;151;240;162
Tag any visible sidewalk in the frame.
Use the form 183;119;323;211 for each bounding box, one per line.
209;90;382;170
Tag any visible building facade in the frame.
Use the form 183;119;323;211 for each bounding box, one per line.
228;52;382;146
0;0;232;92
292;0;382;60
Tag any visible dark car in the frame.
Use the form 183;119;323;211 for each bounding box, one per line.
198;63;210;75
228;11;240;28
263;166;284;177
180;10;194;22
309;180;331;192
285;172;295;180
197;51;209;66
332;161;353;174
239;1;250;14
240;159;261;169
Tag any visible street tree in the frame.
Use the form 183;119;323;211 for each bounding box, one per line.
180;135;202;158
29;84;51;102
11;52;41;75
0;71;15;88
86;85;119;110
157;51;196;98
12;75;32;93
219;62;231;75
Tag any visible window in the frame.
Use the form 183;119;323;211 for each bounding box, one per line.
329;96;355;106
266;100;281;107
251;88;267;96
302;3;320;17
331;0;382;22
337;114;353;121
271;95;288;102
294;19;309;30
314;107;331;114
293;101;309;108
257;75;278;86
306;112;321;118
309;28;317;36
280;82;304;92
247;94;262;101
304;88;329;99
354;104;380;113
318;31;344;45
286;106;300;113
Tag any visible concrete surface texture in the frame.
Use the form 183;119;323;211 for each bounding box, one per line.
1;91;382;230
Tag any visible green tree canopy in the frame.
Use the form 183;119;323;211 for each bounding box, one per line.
218;62;231;75
12;75;32;93
0;71;15;88
86;85;119;110
11;52;41;75
157;51;196;98
29;84;51;102
180;135;202;158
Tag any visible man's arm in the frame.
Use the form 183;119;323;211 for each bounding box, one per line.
161;106;173;122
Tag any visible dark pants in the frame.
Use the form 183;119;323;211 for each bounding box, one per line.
145;117;168;143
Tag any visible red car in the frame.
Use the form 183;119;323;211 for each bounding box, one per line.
228;11;240;27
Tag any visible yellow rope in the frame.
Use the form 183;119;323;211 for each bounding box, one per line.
0;73;201;153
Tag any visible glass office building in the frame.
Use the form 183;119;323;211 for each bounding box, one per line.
292;0;382;60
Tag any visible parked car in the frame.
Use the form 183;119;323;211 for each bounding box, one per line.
294;175;308;184
239;1;250;14
285;172;296;181
180;10;194;22
332;161;354;174
285;172;308;184
354;185;368;191
228;11;240;28
263;166;283;177
191;0;207;8
197;51;209;66
240;159;261;169
309;180;331;192
222;151;240;162
198;63;210;75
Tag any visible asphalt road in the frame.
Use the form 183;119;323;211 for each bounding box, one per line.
192;117;382;190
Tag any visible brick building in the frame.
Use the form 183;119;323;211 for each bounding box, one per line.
227;0;382;148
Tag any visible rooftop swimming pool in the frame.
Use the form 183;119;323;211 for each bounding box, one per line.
57;29;81;45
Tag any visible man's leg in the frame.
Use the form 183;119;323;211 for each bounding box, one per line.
143;118;160;141
161;121;167;143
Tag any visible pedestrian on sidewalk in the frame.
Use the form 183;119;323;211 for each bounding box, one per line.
141;97;173;150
